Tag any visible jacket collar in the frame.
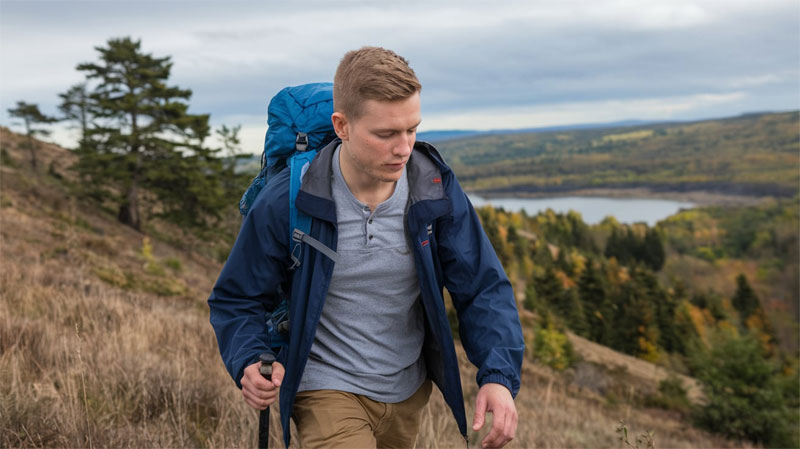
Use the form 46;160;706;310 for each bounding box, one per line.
296;138;451;224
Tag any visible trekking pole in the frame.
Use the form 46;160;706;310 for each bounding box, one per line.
258;352;276;449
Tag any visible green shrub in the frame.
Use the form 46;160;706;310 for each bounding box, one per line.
689;330;797;448
532;321;575;371
644;375;691;414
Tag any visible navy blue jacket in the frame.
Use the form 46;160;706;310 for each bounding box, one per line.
208;140;524;447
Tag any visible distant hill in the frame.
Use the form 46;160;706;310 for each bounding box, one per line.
418;119;657;143
433;111;799;198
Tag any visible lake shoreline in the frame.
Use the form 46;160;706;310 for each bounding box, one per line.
470;187;772;207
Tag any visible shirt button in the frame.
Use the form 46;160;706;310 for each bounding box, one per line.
368;219;373;224
368;235;374;240
363;206;370;212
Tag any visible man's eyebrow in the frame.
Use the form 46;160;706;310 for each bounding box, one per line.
373;120;423;133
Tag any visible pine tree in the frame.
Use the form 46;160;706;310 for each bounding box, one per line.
58;83;92;147
535;265;564;307
76;37;212;230
579;259;608;342
643;227;666;271
732;273;761;322
607;268;660;358
215;124;253;206
6;101;57;170
562;288;588;336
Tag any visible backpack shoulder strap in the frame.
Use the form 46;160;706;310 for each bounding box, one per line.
286;147;339;269
287;146;315;238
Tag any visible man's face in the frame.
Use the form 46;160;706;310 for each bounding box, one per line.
336;92;421;188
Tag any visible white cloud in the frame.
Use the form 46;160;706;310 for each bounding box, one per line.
1;0;796;142
421;91;748;131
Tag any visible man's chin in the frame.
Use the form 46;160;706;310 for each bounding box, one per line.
375;169;404;183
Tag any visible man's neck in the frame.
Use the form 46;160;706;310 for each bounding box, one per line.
338;147;397;211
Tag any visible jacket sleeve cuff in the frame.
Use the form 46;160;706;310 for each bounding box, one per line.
478;373;516;397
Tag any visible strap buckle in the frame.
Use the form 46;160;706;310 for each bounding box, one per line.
295;132;309;152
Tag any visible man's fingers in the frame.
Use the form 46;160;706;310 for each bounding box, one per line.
271;362;285;387
481;408;507;448
481;406;518;449
244;362;277;391
242;385;278;410
472;391;488;431
504;408;517;445
240;360;283;410
244;384;278;402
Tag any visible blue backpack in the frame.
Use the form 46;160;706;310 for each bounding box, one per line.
239;82;339;349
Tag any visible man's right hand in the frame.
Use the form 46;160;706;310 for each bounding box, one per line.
241;360;285;410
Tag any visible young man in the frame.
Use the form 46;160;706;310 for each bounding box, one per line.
209;47;524;448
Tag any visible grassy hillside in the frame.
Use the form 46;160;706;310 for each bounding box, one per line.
0;129;747;447
436;111;799;198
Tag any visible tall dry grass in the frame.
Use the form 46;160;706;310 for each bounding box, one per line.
0;130;750;448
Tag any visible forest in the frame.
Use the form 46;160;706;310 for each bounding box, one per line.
471;198;799;447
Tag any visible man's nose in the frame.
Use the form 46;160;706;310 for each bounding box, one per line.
394;133;414;157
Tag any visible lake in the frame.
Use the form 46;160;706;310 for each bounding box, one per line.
467;195;696;226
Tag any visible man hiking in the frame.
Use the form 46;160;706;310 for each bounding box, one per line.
208;46;524;449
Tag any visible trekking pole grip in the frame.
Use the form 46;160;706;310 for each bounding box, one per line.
258;352;276;449
259;352;275;380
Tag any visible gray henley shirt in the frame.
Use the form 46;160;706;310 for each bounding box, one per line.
296;145;426;402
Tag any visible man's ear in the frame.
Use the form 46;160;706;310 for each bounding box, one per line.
331;112;349;141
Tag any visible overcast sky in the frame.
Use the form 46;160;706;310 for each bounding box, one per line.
1;0;798;154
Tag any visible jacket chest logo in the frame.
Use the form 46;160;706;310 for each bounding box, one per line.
420;224;433;247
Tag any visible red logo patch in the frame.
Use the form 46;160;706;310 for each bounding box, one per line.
421;240;429;247
432;178;441;184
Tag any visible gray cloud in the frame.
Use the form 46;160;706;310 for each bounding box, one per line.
1;0;797;153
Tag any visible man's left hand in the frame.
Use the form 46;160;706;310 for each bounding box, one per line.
472;382;517;448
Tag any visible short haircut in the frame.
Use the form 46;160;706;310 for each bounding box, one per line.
333;46;421;120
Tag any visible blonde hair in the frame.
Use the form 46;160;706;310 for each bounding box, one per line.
333;46;421;120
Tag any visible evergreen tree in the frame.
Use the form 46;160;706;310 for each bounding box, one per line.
555;246;573;276
578;259;609;342
561;288;588;336
689;331;796;447
607;268;660;358
668;281;695;354
58;82;92;147
145;145;226;232
643;227;666;270
215;124;252;207
74;37;214;230
732;273;761;322
535;265;564;307
567;210;597;253
605;227;633;264
649;276;680;353
691;290;727;322
6;101;57;170
620;228;644;265
523;283;538;313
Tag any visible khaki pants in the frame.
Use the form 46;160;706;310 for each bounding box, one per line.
292;379;432;449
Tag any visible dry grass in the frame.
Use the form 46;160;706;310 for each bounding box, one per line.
566;332;705;404
0;130;750;448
